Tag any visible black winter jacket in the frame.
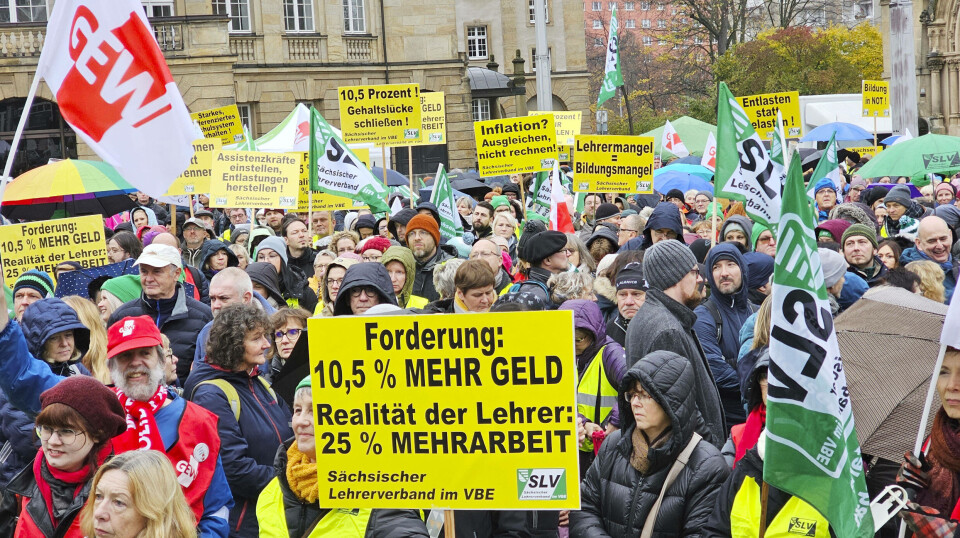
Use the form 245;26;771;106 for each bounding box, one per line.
411;248;454;302
570;351;729;538
108;284;212;383
364;508;559;537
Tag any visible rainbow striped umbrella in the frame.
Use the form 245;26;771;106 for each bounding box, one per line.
2;159;138;220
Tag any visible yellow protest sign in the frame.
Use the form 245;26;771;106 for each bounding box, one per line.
338;84;422;146
531;111;583;146
736;91;802;140
844;145;883;159
862;80;890;117
307;311;580;510
209;150;300;209
0;215;108;287
419;92;446;145
573;135;655;193
474;116;559;176
190;104;245;145
353;147;371;168
295;152;367;212
164;138;222;196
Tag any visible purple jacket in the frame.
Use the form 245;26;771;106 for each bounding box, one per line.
560;299;628;428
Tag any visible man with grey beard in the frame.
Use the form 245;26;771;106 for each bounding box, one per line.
0;288;234;537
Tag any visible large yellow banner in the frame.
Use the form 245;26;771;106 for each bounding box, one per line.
573;135;655;193
419;92;446;145
736;91;802;140
190;104;245;145
862;80;890;117
844;145;883;159
530;111;583;146
164;138;222;196
307;311;580;509
338;84;422;146
209;150;300;209
474;116;559;176
0;215;108;286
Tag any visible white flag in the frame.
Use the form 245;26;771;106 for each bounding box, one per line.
701;132;717;172
390;196;402;216
893;128;914;145
662;120;689;158
942;282;960;348
35;0;195;197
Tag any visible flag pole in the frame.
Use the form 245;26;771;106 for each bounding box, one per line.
873;115;878;148
443;510;456;538
759;480;770;538
0;67;42;207
170;204;177;235
189;195;194;218
408;146;415;209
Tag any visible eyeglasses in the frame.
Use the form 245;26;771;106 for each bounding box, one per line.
37;425;85;446
362;253;383;261
561;248;575;255
575;335;589;343
624;390;654;405
689;267;700;277
275;328;302;340
349;287;377;298
470;251;500;260
327;278;344;286
619;228;638;233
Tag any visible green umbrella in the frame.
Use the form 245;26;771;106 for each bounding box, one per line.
857;134;960;181
639;116;717;158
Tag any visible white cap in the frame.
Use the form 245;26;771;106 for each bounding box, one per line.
135;244;183;269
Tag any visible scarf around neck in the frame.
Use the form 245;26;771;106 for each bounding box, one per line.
34;443;111;528
286;441;318;503
919;409;960;517
113;385;167;452
734;405;766;464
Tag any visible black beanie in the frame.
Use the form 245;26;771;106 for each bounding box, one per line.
615;263;647;291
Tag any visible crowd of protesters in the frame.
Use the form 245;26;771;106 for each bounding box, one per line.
0;154;959;538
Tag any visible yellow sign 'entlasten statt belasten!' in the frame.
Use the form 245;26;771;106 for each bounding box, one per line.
736;91;802;140
474;116;559;176
164;138;223;196
307;311;580;510
573;135;655;194
338;84;422;146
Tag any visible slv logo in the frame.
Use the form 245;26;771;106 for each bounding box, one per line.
517;469;566;501
922;152;960;168
787;517;817;536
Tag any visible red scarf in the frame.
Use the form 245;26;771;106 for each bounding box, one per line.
113;386;167;452
33;443;111;528
735;405;766;464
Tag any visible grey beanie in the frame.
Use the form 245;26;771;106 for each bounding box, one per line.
697;191;713;201
884;185;912;208
254;236;289;265
643;239;698;291
818;248;847;288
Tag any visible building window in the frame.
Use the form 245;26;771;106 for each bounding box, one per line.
657;1;664;8
594;37;603;46
592;1;602;9
472;99;491;122
641;18;650;27
343;0;365;33
142;1;173;17
592;19;602;28
212;0;250;32
657;38;666;45
528;0;548;23
694;35;703;44
624;1;634;9
467;26;488;60
625;18;635;27
642;36;652;46
657;19;666;27
0;0;47;23
236;103;255;138
608;1;616;8
640;1;649;9
531;47;552;71
283;0;314;32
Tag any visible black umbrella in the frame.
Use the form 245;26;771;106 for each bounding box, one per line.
55;259;139;299
2;193;137;221
370;167;412;187
450;178;492;197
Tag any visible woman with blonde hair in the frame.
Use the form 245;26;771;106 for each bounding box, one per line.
61;295;111;384
906;259;947;303
329;230;360;256
492;211;518;261
564;233;596;274
81;450;196;538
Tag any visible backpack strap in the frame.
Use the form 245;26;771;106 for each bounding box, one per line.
640;432;703;538
256;376;279;404
195;379;241;422
704;300;723;344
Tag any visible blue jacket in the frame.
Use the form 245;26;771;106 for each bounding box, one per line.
624;202;687;251
0;299;91;486
199;239;239;280
0;320;232;537
693;243;753;426
183;360;293;537
193;291;276;368
901;246;958;303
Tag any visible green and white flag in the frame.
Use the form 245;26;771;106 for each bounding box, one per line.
770;110;786;167
308;106;390;213
597;6;623;107
233;124;258;151
715;82;784;229
429;164;463;238
806;132;844;201
766;152;874;538
529;171;552;219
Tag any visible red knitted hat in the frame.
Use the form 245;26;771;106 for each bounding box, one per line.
359;236;392;254
39;376;127;439
405;214;441;245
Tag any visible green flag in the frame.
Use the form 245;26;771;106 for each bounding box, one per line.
807;132;843;201
597;5;622;107
714;82;784;229
770;110;785;167
308;106;390;213
429;164;464;238
766;151;874;538
529;171;551;219
234;124;258;151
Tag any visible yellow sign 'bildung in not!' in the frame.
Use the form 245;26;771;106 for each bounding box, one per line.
190;104;245;145
164;138;223;196
736;91;802;140
308;311;580;510
474;116;559;176
338;84;422;146
209;150;301;209
0;215;108;287
573;135;655;193
862;80;890;117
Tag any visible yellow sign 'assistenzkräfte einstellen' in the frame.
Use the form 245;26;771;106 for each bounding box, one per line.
208;150;301;209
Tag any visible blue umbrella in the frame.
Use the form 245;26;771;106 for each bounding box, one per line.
655;163;714;180
880;134;902;145
800;122;874;142
653;171;713;194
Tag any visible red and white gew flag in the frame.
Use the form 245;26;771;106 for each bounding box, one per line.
662;119;689;158
549;161;574;233
36;0;194;197
701;131;717;172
